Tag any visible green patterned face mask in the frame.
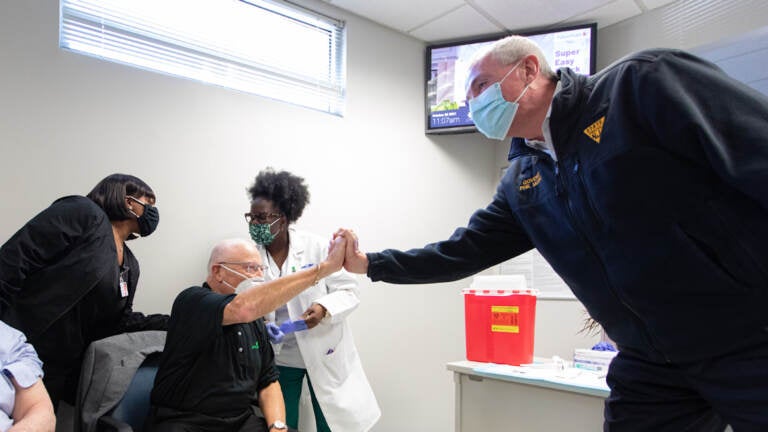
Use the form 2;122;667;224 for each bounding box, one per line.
249;217;281;245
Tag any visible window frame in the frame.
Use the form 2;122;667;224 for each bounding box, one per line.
59;0;347;116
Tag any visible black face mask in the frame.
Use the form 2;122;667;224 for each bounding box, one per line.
128;197;160;237
136;204;159;236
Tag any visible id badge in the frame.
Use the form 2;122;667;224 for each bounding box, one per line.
119;278;129;298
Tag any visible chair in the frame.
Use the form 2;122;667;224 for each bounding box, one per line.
96;352;161;432
76;331;166;432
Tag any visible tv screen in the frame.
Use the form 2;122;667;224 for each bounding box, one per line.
425;23;596;135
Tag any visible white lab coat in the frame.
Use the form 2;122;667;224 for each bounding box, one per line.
260;228;381;432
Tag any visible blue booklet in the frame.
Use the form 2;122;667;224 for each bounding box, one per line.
279;319;308;334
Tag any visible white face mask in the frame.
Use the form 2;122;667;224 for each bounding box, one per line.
220;264;264;294
234;277;265;294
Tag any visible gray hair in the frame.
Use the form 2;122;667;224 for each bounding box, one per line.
207;238;259;276
470;35;555;78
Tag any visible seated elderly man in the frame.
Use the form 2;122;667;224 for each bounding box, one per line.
148;236;345;432
0;321;55;432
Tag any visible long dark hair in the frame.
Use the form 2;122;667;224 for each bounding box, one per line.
87;174;155;221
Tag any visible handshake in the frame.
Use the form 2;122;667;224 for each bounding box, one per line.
325;228;369;275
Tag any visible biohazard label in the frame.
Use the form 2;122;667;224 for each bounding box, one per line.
491;305;519;333
584;116;605;143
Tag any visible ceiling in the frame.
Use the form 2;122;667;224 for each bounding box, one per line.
320;0;677;43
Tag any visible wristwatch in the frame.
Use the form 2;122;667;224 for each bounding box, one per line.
269;420;288;430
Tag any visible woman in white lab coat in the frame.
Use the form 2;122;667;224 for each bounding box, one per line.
245;168;380;432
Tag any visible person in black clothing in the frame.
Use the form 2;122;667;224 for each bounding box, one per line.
0;173;168;407
335;35;768;431
148;236;347;432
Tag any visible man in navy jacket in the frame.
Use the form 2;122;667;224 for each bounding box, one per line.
337;36;768;431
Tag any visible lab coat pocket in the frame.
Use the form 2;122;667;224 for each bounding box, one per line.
320;346;352;387
316;325;351;386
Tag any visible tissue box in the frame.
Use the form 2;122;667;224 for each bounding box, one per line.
573;348;618;372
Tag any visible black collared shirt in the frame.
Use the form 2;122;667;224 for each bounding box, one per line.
150;284;279;417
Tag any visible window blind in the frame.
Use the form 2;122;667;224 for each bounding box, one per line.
60;0;346;115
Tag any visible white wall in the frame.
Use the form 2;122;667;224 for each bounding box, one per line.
693;26;768;96
11;0;767;430
0;1;498;431
597;0;768;68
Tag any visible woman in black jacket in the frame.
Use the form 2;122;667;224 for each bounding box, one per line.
0;173;168;407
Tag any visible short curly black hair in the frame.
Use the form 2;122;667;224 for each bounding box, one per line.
247;168;310;223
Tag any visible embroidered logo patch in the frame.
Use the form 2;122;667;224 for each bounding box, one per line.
584;116;605;143
519;171;542;191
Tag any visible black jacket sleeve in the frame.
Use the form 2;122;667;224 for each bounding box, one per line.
119;311;169;332
0;196;102;312
367;186;534;284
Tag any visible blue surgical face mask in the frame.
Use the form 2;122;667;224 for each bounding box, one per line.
468;61;531;140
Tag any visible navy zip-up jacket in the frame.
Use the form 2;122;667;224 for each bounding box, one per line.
367;49;768;364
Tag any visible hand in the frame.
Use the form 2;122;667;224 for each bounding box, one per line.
325;235;347;273
333;228;369;274
265;321;285;343
301;303;327;329
279;320;308;334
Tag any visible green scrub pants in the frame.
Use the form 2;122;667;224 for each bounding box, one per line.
277;365;331;432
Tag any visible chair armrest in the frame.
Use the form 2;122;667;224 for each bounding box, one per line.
97;415;134;432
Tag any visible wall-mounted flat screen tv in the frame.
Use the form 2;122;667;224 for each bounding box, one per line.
426;23;596;135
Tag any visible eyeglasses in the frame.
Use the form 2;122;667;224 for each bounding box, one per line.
128;196;149;207
218;262;268;273
244;212;281;224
